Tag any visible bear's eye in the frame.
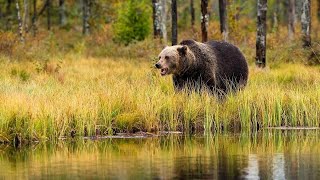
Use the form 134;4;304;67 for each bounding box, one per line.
158;56;161;60
165;56;169;60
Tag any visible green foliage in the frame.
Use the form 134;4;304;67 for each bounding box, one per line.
112;0;151;45
10;68;30;81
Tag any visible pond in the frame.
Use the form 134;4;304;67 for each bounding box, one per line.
0;130;319;179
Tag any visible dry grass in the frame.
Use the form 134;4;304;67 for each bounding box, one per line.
0;55;319;143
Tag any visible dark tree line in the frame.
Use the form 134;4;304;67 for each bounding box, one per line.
151;0;314;68
0;0;318;67
1;0;92;37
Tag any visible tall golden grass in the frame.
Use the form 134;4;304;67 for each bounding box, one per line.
0;54;319;143
0;16;320;143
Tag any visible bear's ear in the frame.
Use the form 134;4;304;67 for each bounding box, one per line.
177;45;187;56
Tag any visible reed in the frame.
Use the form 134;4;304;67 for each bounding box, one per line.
0;55;319;143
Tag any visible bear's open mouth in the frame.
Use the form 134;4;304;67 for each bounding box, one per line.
160;68;168;76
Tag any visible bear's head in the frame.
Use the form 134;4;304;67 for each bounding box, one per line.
155;45;189;76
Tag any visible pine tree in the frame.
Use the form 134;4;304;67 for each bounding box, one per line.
190;0;195;27
219;0;228;41
171;0;177;45
47;0;51;30
32;0;37;36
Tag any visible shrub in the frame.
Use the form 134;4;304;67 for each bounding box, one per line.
0;31;16;56
112;0;151;45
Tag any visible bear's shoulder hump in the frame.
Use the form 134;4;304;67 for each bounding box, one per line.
180;39;197;46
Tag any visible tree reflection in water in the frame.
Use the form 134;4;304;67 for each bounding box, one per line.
0;130;319;179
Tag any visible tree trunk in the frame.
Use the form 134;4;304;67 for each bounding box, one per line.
23;0;29;33
282;0;288;24
219;0;228;41
6;0;12;30
0;3;2;18
160;0;167;44
288;0;295;40
152;0;161;38
171;0;177;45
32;0;37;36
82;0;90;35
318;0;320;20
0;1;4;18
16;0;24;42
201;0;208;42
59;0;67;27
190;0;195;27
272;0;279;32
47;0;51;30
256;0;267;68
301;0;311;47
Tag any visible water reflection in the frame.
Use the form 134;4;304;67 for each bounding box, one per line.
272;153;285;180
0;130;319;179
243;154;259;180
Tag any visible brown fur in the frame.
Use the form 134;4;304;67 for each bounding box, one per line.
155;39;248;96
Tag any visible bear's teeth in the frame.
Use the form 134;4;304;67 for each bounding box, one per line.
161;68;168;76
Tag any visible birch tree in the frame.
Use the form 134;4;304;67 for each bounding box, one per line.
152;0;161;38
16;0;24;42
288;0;295;40
160;0;167;44
82;0;91;35
152;0;167;43
256;0;267;68
59;0;67;27
171;0;177;45
152;0;160;38
23;0;29;33
301;0;311;47
219;0;228;41
201;0;209;42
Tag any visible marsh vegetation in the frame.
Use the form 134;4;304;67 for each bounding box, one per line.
0;0;320;144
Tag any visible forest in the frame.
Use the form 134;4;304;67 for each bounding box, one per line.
0;0;320;144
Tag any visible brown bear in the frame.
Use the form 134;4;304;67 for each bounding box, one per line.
155;39;248;95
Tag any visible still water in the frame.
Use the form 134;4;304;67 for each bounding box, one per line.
0;130;319;179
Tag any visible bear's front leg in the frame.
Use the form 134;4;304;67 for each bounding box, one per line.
172;75;186;91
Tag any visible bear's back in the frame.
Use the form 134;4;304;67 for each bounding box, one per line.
180;39;197;46
180;39;213;64
205;40;248;88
